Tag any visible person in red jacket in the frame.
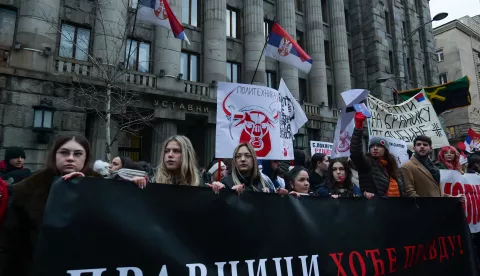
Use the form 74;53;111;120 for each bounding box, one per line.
0;176;8;224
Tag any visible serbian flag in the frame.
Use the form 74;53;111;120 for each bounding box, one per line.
265;23;312;73
464;128;480;153
138;0;190;44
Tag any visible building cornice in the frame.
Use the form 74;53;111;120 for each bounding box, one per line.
433;20;480;42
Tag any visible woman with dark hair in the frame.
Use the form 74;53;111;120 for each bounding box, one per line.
309;153;329;192
351;112;407;199
286;166;315;196
318;159;362;198
0;134;103;275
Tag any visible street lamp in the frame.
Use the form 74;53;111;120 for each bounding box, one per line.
401;12;448;90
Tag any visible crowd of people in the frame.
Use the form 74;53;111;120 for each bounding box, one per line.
0;111;479;275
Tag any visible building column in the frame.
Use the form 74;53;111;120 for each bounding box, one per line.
329;0;351;108
203;0;227;84
154;0;182;77
277;0;299;99
204;124;216;168
244;0;266;85
305;0;328;106
11;0;61;72
152;121;178;166
92;0;128;66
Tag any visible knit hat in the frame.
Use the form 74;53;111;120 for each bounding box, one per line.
4;147;26;161
369;137;389;151
208;161;226;174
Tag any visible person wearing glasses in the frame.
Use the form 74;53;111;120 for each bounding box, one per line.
209;143;275;194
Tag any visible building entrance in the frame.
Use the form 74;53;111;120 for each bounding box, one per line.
177;114;207;167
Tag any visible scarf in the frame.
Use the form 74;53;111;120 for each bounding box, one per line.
414;153;440;185
380;160;400;197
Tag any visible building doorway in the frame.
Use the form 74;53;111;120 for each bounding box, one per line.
118;132;142;162
177;114;207;167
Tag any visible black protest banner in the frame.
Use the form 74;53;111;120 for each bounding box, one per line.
33;178;478;276
366;93;449;148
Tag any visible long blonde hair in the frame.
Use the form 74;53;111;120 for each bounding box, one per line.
231;143;266;191
155;135;200;186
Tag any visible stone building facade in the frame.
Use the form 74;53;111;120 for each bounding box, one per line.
0;0;437;170
434;16;480;144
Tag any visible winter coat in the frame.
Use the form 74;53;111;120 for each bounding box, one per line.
0;169;102;276
317;182;362;198
350;128;406;197
0;160;32;185
222;174;275;193
401;156;442;197
309;171;326;192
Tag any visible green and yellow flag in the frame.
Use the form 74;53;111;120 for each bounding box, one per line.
397;75;471;115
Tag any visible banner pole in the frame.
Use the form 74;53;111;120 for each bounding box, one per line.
217;159;222;181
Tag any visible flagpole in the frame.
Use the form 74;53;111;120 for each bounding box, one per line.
251;17;276;85
125;4;139;71
251;34;270;85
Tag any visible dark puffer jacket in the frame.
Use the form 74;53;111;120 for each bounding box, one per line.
350;128;406;197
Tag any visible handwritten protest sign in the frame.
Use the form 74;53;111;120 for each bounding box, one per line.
369;136;409;167
367;91;449;149
310;141;333;156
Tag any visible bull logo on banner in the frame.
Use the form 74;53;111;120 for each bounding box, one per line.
154;0;168;20
222;88;279;157
278;37;292;57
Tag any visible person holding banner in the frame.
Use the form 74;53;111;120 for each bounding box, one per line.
436;146;463;173
286;166;315;196
0;134;103;276
318;159;362;198
309;153;329;192
351;113;406;199
210;143;275;194
155;135;201;186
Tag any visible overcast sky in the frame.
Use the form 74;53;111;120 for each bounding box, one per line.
429;0;480;28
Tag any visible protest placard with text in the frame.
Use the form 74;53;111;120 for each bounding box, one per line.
367;91;449;149
310;141;333;156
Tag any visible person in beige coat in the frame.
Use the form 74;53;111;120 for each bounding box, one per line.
401;135;442;197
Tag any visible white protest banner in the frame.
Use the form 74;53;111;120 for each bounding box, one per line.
369;136;409;167
278;79;308;159
331;117;354;159
441;170;480;233
331;89;370;159
216;82;290;160
367;91;449;149
310;141;333;156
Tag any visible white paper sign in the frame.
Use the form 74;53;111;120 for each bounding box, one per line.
215;82;291;160
278;79;308;159
310;141;333;156
441;170;480;233
369;136;409;167
331;117;354;159
367;91;449;149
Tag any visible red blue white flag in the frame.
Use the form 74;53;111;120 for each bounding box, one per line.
265;22;312;73
138;0;190;44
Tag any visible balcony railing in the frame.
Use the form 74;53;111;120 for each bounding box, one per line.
184;80;210;97
54;56;92;76
126;71;156;88
302;102;340;119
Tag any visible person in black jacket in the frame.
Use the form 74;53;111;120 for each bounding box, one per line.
309;153;329;192
351;112;406;198
209;143;275;194
0;147;32;185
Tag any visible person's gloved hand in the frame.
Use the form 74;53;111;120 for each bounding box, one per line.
354;112;366;129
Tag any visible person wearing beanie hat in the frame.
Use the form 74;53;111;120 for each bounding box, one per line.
208;161;227;182
0;147;32;185
350;112;406;198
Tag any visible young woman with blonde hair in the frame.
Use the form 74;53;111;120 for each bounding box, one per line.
155;135;200;186
209;143;274;194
